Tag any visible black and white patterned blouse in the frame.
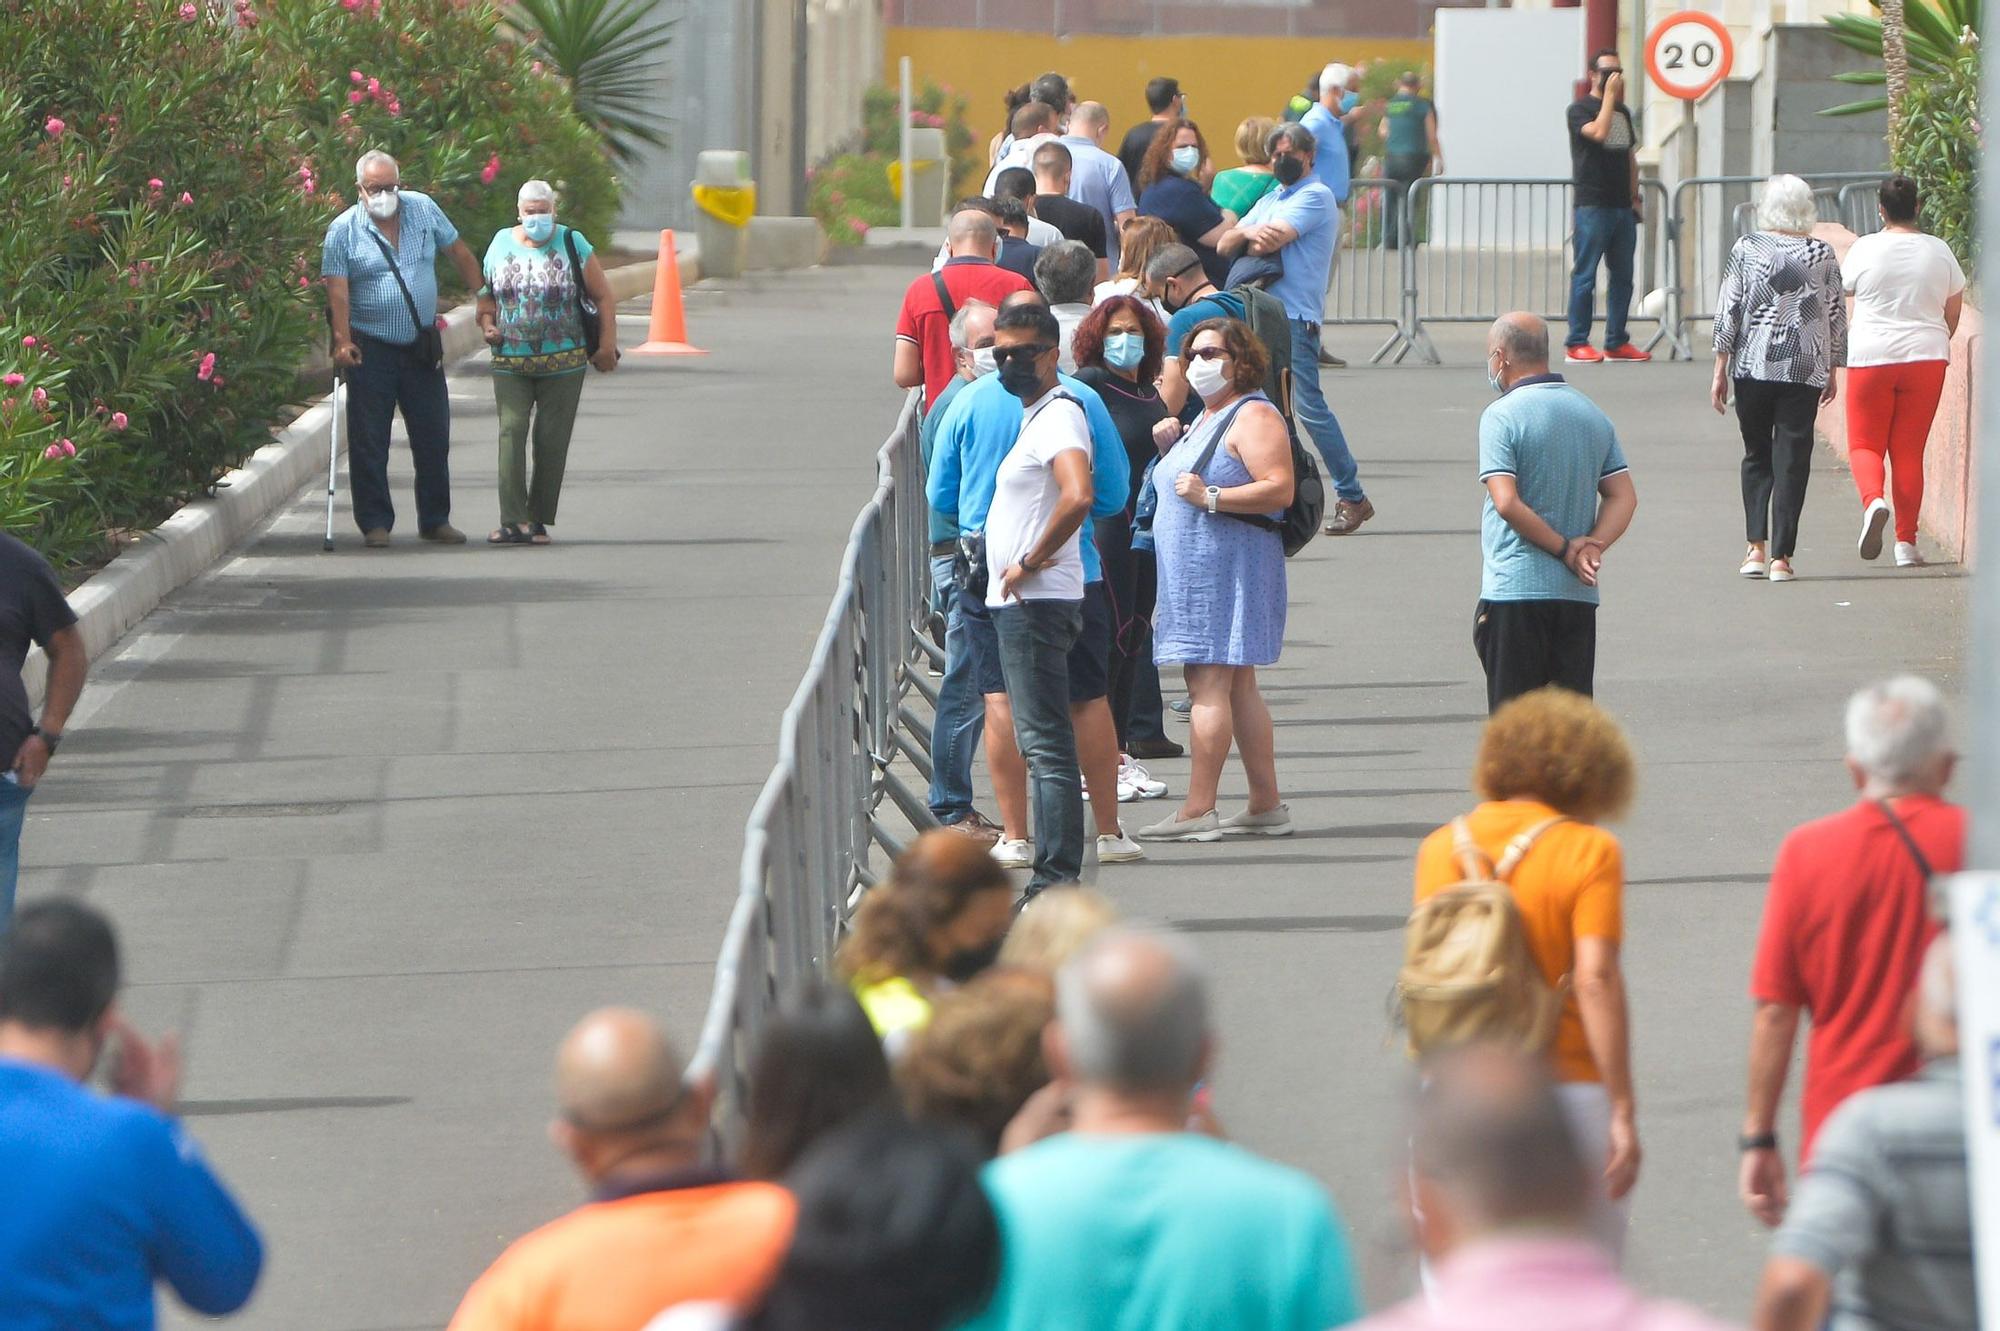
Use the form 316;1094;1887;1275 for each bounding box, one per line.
1713;231;1848;387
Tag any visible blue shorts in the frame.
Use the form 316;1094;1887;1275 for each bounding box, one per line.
960;580;1110;703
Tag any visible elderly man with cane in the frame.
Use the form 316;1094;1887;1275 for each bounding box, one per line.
321;150;485;548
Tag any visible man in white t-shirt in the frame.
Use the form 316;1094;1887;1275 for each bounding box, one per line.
984;302;1094;895
985;102;1062;196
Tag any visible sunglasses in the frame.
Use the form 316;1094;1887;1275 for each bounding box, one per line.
991;343;1055;365
1188;346;1231;362
362;182;401;194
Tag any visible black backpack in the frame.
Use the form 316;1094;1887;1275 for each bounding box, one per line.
1218;285;1324;557
1189;390;1325;558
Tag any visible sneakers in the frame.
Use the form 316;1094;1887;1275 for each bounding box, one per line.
1324;498;1375;536
1565;344;1605;364
1219;804;1294;836
1895;541;1926;567
1135;810;1222;842
1096;832;1147;863
1859;499;1891;561
1602;342;1652;363
1769;558;1796;583
1170;698;1191;721
1739;546;1768;578
1126;736;1185;760
990;838;1033;868
1117;757;1168;802
940;814;1000;847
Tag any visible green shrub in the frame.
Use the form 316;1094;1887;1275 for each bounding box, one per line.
1895;34;1978;274
0;0;324;564
253;0;619;296
813;81;978;246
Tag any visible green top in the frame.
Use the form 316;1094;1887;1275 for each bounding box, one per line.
1383;92;1436;158
1210;167;1279;217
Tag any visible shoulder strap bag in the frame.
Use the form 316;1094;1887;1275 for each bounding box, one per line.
931;270;957;322
1876;799;1937;882
365;229;444;371
562;227;603;358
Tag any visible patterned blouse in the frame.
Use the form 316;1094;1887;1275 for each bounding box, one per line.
1713;231;1847;388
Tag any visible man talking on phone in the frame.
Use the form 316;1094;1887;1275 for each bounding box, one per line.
1564;51;1651;364
1;531;84;941
0;899;263;1327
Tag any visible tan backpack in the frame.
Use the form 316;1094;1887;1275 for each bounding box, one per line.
1396;816;1568;1058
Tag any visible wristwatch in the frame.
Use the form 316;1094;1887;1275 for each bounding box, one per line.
1205;485;1221;514
1737;1131;1778;1153
29;725;60;755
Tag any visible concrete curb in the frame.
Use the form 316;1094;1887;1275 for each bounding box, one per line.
24;244;694;706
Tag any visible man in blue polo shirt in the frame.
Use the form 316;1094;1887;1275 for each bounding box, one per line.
928;294;1137;891
1219;122;1373;535
0;899;262;1328
1475;313;1639;711
322;149;487;548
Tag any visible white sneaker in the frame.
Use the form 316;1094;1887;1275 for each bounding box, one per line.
1895;541;1926;567
990;838;1033;868
1858;498;1891;561
1135;810;1222;842
1117;756;1168;801
1218;803;1294;836
1096;832;1146;863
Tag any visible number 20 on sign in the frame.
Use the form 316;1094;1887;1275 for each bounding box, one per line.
1646;10;1735;101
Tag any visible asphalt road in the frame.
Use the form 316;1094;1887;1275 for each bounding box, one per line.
19;262;1967;1328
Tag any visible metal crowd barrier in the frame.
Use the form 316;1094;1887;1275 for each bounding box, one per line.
1325;177;1409;355
688;391;936;1152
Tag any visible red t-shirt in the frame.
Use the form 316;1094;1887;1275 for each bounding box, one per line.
1749;794;1963;1157
895;258;1033;407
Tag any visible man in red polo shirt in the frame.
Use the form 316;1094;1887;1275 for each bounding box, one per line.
1739;675;1963;1228
893;207;1033;410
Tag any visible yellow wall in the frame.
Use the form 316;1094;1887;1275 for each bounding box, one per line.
885;27;1433;169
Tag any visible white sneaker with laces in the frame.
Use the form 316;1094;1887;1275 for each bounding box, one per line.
1895;541;1926;567
1858;498;1891;561
1117;757;1167;801
990;838;1033;868
1096;832;1146;863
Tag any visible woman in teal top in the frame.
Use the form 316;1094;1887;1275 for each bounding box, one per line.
1209;116;1280;218
475;179;618;545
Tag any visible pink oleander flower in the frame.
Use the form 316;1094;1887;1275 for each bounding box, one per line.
44;442;67;461
350;70;365;83
480;153;501;185
30;388;48;409
435;316;448;330
196;352;216;381
385;98;401;116
341;0;362;9
1;399;13;412
44;117;65;138
348;90;364;105
2;374;21;388
178;1;196;17
111;411;129;430
211;375;226;387
531;61;544;75
147;178;163;192
21;336;37;349
178;191;193;205
61;439;76;457
366;78;380;94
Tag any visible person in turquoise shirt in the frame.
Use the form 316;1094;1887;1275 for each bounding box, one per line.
957;927;1360;1331
475;179;619;546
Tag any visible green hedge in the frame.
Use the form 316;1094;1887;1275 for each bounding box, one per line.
0;0;616;570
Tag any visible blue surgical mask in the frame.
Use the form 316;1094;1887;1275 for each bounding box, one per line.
1103;332;1145;370
1488;358;1506;394
521;214;554;242
1171;145;1201;176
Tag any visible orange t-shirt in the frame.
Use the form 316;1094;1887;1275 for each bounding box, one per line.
1412;799;1624;1084
446;1180;796;1331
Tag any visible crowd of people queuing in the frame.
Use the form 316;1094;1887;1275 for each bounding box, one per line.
0;51;1982;1331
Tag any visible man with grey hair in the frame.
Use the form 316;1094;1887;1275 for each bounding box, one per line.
1754;935;1973;1331
958;928;1359;1328
1473;311;1637;711
1033;241;1096;371
1354;1046;1736;1331
321;150;486;547
1742;675;1963;1228
894;207;1032;409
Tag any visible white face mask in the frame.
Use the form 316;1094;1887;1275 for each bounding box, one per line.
971;346;997;377
364;188;401;221
1187;355;1231;401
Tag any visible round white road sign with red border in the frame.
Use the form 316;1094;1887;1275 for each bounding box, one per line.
1646;11;1735;101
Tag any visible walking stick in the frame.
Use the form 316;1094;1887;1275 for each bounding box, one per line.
323;366;342;552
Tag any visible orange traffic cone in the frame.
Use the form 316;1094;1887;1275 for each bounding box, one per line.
630;229;708;357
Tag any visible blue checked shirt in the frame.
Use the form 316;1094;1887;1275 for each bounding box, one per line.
320;191;460;345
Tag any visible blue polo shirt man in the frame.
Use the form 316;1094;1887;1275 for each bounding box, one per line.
1224;123;1370;525
320;151;485;546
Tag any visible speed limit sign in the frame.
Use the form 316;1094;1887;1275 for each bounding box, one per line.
1646;11;1734;100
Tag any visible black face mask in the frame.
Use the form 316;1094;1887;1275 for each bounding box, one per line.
998;357;1045;402
1272;156;1307;187
940;937;1004;984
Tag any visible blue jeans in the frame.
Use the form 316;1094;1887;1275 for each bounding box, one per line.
0;777;29;941
992;598;1084;891
348;333;454;534
1567;206;1637;350
927;555;984;823
1288;319;1364;503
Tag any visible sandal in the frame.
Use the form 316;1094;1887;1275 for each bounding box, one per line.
528;523;552;546
488;525;531;545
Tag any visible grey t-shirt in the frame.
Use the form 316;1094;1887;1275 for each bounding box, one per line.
0;534;77;763
1772;1061;1975;1331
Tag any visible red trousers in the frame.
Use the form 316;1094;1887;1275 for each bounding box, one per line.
1844;360;1948;543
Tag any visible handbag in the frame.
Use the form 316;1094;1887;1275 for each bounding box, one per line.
366;230;444;370
563;226;602;358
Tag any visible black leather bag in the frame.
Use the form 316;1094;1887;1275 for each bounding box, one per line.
367;231;444;370
563;226;601;357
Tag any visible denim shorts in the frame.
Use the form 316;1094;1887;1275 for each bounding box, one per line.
1066;581;1112;704
958;588;1007;696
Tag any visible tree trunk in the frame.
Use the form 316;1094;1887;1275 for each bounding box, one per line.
1883;0;1910;153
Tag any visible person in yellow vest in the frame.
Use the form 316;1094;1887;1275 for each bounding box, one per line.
836;831;1017;1058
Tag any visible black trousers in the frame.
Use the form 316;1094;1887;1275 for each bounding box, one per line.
1383;154;1428;249
1733;377;1819;560
1473;599;1597;713
348;333;453;534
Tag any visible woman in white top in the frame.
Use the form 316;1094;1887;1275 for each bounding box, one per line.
1841;175;1966;567
1090;214;1174;323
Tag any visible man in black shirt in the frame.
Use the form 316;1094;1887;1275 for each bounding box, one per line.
0;535;85;937
1564;49;1650;364
1117;76;1183;186
1031;141;1110;271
